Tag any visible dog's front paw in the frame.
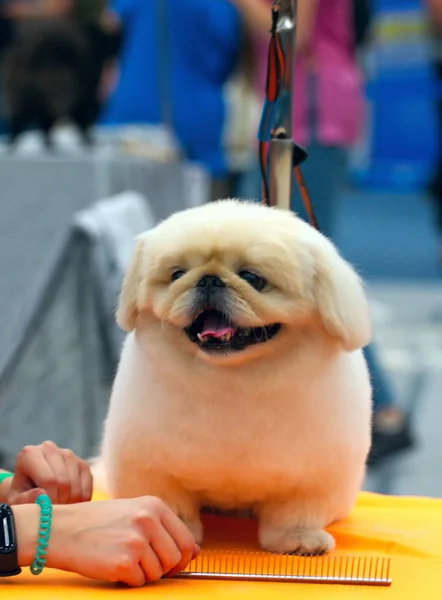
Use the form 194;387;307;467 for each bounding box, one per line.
182;517;204;545
259;527;335;556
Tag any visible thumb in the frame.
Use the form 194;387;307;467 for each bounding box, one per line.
10;488;47;505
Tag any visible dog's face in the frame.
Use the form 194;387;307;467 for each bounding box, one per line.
117;201;371;363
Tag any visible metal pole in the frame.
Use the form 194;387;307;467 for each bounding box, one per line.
268;0;297;211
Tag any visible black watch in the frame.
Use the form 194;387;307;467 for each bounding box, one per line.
0;503;21;577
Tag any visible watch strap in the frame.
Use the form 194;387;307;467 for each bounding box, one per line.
0;503;21;577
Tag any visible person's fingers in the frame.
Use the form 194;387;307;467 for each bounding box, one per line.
166;544;200;577
116;561;146;587
41;441;70;504
79;460;93;502
139;545;165;582
149;526;182;575
11;445;55;499
10;487;46;505
61;449;83;504
159;509;197;576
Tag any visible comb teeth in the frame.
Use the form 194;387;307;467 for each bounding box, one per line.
176;551;392;587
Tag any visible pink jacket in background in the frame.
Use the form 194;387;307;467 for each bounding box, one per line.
254;0;365;148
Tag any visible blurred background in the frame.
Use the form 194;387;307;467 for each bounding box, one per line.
0;0;441;497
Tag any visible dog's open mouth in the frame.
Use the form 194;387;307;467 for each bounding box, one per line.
184;308;281;353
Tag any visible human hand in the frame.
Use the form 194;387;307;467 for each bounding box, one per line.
45;496;199;586
8;441;93;505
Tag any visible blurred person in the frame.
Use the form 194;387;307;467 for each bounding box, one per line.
0;1;76;76
0;0;123;147
0;0;116;29
68;0;124;108
0;0;72;21
100;0;256;200
232;0;414;467
426;0;442;264
0;6;13;134
0;441;198;585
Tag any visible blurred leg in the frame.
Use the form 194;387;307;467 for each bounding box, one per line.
363;344;392;411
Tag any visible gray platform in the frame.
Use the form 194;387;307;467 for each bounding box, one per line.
0;149;210;465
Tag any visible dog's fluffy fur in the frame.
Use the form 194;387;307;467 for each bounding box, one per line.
96;200;373;555
1;19;121;148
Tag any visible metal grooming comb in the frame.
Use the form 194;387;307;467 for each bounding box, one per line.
176;550;392;587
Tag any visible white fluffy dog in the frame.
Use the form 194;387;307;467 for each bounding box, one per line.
96;200;372;556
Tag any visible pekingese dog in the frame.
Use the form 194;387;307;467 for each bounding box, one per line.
96;200;372;555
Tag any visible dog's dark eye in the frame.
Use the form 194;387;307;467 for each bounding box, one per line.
239;270;267;292
171;269;187;282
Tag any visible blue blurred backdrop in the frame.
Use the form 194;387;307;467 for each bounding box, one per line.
353;0;438;193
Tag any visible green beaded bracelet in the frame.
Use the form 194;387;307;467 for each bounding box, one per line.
30;494;53;576
0;472;13;485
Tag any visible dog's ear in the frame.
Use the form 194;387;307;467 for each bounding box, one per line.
116;235;148;332
313;241;371;351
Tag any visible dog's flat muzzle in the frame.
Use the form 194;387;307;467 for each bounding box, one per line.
196;274;225;289
194;274;227;308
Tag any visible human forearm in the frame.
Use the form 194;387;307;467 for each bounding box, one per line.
12;504;78;571
295;0;319;53
11;504;40;567
232;0;319;54
232;0;271;36
428;0;442;29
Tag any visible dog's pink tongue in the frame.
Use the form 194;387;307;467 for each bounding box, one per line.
201;314;235;339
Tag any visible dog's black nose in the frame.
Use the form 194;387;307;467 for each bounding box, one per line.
196;274;225;288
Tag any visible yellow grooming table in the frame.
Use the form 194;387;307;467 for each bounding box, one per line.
3;491;442;598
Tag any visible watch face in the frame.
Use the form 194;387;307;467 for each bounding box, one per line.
0;505;17;554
